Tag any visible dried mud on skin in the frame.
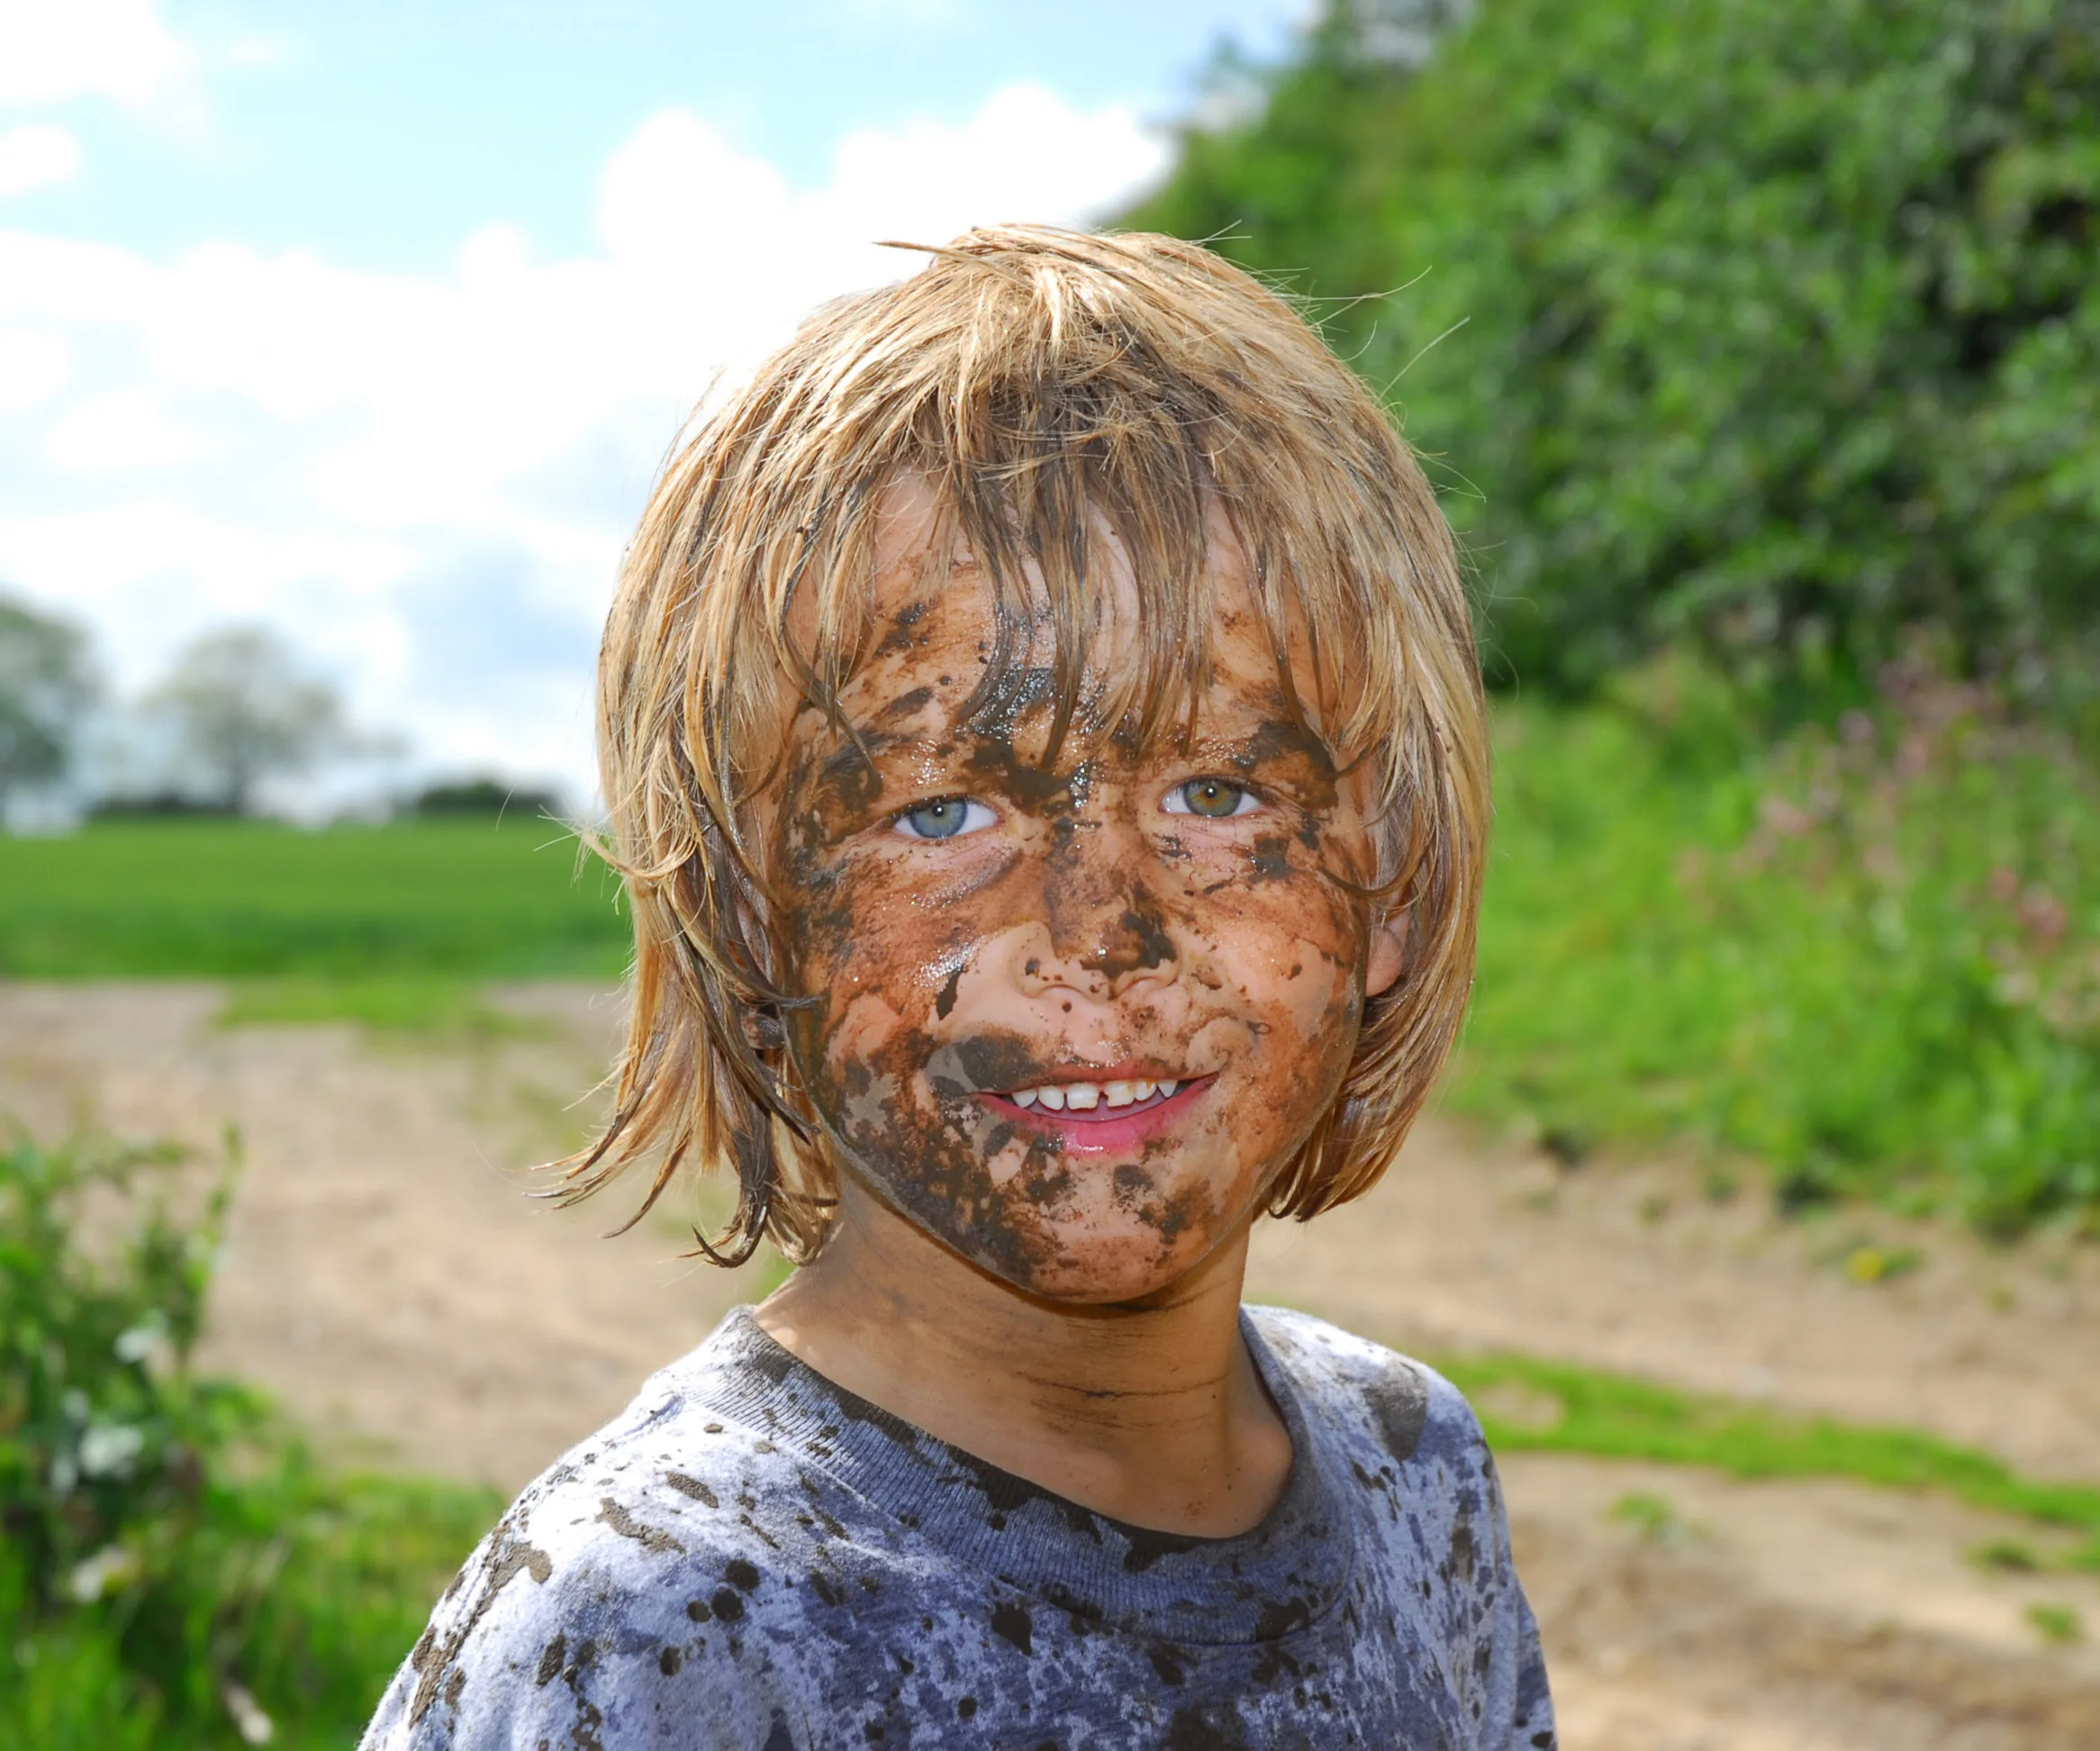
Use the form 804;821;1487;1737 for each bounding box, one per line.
4;981;2098;1749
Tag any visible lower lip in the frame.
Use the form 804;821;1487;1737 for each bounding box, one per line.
979;1080;1210;1152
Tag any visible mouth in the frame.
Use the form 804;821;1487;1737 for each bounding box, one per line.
979;1071;1211;1150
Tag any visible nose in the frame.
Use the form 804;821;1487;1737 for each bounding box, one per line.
1020;869;1180;1004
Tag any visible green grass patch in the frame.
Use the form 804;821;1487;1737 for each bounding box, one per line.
1455;657;2100;1235
214;976;539;1039
1439;1351;2100;1571
2027;1602;2085;1645
0;818;629;982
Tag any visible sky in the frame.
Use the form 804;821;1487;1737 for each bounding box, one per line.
0;0;1310;812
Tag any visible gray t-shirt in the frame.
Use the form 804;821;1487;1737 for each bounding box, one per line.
361;1304;1555;1750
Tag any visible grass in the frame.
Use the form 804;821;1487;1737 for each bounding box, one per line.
0;818;629;984
2027;1602;2085;1644
1454;656;2100;1234
1436;1351;2100;1572
213;976;542;1038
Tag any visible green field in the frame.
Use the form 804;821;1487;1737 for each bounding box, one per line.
0;819;629;983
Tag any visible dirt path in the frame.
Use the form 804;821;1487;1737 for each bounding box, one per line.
5;980;2097;1749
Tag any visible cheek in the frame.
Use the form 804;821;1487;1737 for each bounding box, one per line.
1176;854;1370;1049
788;840;1025;984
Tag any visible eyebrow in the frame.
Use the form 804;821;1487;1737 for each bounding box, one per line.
796;714;1343;823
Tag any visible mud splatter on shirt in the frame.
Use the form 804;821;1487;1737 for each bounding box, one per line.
359;1307;1555;1750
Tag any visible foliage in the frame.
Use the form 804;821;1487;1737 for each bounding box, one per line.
142;627;352;816
1438;1351;2100;1571
0;590;98;808
1126;0;2100;698
0;1130;498;1748
0;818;628;982
1453;651;2100;1233
409;776;562;819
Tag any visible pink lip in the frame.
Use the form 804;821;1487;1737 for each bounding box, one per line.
978;1077;1211;1153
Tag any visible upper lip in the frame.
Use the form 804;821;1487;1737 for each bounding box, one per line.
989;1059;1194;1090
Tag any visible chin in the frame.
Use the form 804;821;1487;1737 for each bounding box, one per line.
975;1222;1215;1307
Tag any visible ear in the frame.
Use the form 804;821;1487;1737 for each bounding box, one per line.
1364;907;1410;1001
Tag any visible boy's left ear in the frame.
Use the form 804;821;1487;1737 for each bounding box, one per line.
1364;908;1410;1000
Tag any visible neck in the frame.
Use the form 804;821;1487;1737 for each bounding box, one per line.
753;1181;1292;1538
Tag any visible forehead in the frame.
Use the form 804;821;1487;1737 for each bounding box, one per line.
804;477;1325;758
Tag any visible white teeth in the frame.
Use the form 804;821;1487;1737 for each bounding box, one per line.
1006;1077;1187;1111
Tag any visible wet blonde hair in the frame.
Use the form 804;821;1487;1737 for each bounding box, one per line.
567;223;1489;1265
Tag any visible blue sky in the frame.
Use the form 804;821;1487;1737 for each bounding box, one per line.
0;0;1308;810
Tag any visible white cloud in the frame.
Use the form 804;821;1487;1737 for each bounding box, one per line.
0;327;68;410
0;81;1172;805
0;0;192;110
0;122;79;195
45;387;211;472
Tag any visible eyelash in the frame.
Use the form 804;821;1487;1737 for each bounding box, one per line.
1161;777;1263;820
892;797;998;841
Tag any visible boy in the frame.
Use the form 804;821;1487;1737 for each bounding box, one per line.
363;225;1553;1750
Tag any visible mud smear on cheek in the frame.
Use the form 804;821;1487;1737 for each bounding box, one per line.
1249;834;1294;883
812;1021;1088;1285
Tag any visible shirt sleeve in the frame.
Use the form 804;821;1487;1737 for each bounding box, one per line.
1481;1453;1557;1751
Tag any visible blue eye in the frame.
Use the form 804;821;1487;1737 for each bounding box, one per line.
1163;778;1257;819
894;797;995;840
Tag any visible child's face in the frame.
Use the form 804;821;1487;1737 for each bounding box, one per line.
769;484;1405;1303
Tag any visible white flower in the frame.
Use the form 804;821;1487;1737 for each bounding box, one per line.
222;1680;276;1745
114;1317;168;1364
78;1422;146;1478
65;1544;139;1603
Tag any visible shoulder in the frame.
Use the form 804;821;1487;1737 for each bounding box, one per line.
1245;1302;1488;1474
359;1359;852;1750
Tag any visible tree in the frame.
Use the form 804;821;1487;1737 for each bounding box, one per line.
1124;0;2100;701
144;626;348;815
0;591;98;815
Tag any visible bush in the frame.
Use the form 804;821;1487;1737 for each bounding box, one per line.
1456;652;2100;1232
1;1130;497;1748
1127;0;2100;697
409;777;561;820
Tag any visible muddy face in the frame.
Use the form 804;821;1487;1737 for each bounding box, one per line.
765;486;1399;1303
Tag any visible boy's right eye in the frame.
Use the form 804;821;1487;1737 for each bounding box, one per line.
893;797;995;841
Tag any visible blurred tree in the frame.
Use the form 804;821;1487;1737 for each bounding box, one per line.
0;591;98;814
411;776;560;819
144;626;348;815
1124;0;2100;703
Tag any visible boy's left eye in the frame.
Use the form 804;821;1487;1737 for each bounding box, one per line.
893;797;996;841
1163;778;1260;819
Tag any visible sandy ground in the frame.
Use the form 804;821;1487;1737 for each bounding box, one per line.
5;979;2098;1749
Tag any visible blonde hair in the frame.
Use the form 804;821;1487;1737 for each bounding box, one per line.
566;223;1489;1265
